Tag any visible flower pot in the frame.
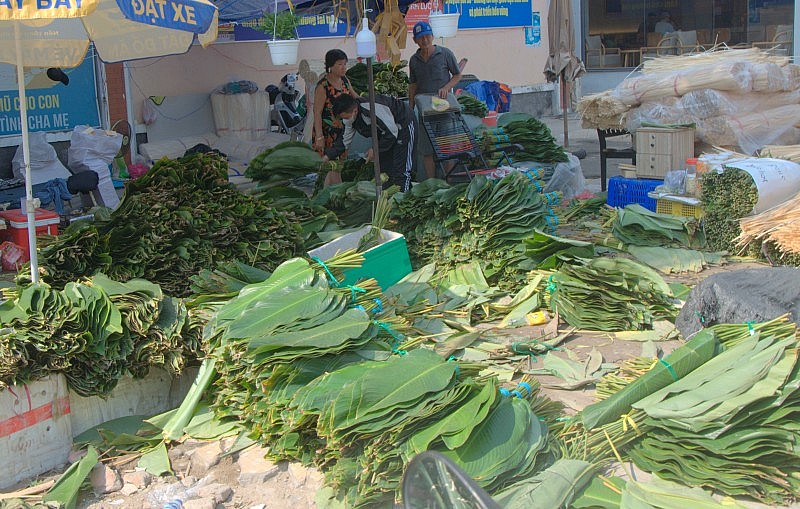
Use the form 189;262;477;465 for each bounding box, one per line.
428;12;459;38
267;39;300;65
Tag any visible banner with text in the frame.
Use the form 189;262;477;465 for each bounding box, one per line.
230;14;357;41
405;0;532;31
0;55;100;137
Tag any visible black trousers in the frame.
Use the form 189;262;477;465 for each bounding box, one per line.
379;116;417;192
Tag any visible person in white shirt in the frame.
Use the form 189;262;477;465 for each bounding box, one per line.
654;12;676;34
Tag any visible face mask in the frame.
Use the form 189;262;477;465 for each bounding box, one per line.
342;117;354;126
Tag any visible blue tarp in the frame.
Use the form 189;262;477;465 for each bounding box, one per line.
464;81;511;113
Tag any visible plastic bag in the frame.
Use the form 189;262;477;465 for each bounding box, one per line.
0;241;28;271
11;131;71;185
543;153;587;202
67;126;123;209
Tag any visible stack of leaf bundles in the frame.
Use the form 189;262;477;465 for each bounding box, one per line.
34;153;304;297
391;173;560;287
546;257;678;331
0;274;191;396
177;256;553;507
479;116;568;164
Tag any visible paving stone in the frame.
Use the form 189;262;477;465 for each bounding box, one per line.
237;447;280;485
89;464;122;495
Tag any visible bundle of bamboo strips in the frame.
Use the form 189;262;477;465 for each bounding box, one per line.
641;46;789;74
696;104;800;150
577;90;628;129
738;190;800;254
613;61;752;107
750;62;790;92
760;144;800;161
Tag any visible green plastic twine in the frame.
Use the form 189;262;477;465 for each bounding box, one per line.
376;321;406;355
546;275;557;293
659;358;679;382
311;256;340;287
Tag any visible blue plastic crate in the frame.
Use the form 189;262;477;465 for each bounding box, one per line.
606;176;663;211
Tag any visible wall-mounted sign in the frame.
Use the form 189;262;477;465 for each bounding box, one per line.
405;0;533;31
0;54;100;137
232;14;356;41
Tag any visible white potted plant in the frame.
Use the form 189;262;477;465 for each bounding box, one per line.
428;0;459;38
260;8;301;65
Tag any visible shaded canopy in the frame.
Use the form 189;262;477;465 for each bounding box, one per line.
543;0;585;83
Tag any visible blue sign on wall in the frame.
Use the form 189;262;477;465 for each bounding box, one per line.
455;0;532;29
233;14;356;40
0;54;100;137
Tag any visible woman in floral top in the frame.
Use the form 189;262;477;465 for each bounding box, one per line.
313;49;359;186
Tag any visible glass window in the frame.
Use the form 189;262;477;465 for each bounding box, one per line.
582;0;794;70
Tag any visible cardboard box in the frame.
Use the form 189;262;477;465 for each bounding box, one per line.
0;208;59;257
308;226;412;290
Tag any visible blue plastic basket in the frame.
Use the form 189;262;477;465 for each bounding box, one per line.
606;176;663;211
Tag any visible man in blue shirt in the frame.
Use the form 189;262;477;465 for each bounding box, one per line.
408;21;462;179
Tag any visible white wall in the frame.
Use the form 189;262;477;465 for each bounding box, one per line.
128;4;551;124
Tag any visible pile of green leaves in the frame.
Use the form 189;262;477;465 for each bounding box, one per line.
311;180;388;227
612;204;706;249
0;274;193;396
630;328;800;504
245;141;322;185
34;153;304;296
457;93;489;118
700;167;758;253
346;61;410;97
479;116;568;164
547;257;678;331
164;256;556;507
391;174;560;287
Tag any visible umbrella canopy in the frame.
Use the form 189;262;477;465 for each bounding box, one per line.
543;0;584;148
0;0;218;283
543;0;585;84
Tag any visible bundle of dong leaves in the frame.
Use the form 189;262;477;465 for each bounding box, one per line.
526;232;677;330
175;256;554;507
478;115;568;164
567;317;800;505
34;153;304;296
390;173;560;287
0;274;197;396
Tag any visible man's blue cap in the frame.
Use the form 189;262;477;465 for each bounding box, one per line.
413;21;433;38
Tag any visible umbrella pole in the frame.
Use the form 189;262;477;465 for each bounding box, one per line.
366;57;382;200
561;71;569;149
14;25;39;284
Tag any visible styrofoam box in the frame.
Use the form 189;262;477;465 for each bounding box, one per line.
308;226;412;290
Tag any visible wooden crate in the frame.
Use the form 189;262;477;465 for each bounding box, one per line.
635;127;694;179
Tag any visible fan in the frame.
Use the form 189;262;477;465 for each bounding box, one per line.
111;119;132;179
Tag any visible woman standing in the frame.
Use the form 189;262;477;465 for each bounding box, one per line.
312;49;358;186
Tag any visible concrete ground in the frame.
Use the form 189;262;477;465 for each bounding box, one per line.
538;112;633;193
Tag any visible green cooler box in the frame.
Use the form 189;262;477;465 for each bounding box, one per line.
308;226;412;290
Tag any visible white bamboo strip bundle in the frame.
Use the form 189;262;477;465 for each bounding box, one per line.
695;104;800;151
577;90;629;129
760;144;800;161
738;190;800;254
750;62;790;92
678;89;800;120
612;61;752;107
642;46;788;74
783;64;800;90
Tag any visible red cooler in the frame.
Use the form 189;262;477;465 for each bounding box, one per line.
0;208;59;257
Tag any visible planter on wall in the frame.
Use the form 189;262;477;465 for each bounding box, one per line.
267;39;300;65
428;13;459;38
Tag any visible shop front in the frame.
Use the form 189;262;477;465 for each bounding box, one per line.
581;0;795;72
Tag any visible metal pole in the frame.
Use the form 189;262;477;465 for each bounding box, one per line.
14;24;39;283
366;57;381;199
562;72;569;149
